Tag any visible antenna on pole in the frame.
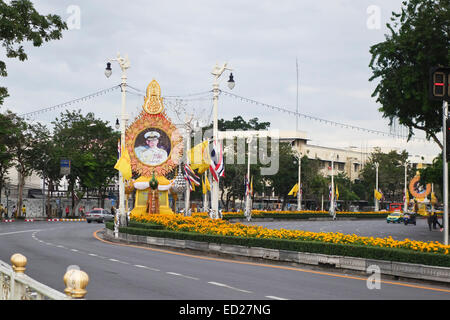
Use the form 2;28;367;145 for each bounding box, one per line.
296;58;299;131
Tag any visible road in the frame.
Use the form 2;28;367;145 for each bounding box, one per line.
1;221;450;300
244;217;445;243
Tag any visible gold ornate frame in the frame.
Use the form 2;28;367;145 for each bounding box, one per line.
125;80;183;177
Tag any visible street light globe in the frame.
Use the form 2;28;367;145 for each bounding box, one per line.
115;118;120;130
227;73;235;90
105;62;112;78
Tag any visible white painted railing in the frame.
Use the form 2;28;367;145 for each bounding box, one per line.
0;254;89;300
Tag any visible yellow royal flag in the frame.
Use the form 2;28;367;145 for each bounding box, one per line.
114;146;132;180
335;184;339;200
188;140;210;174
431;192;438;205
250;176;253;195
405;190;410;203
202;175;207;194
205;174;211;191
288;183;299;197
374;189;383;201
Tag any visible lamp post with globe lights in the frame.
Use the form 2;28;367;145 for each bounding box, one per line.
104;53;130;236
210;62;235;219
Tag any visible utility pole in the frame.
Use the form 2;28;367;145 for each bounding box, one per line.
443;100;449;245
375;162;379;212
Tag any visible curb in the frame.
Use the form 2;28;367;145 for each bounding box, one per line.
103;228;450;285
47;218;86;222
2;219;14;223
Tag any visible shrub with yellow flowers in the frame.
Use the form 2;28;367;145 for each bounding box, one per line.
130;212;450;255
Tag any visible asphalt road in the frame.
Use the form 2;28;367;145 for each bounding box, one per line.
244;217;445;243
1;220;450;300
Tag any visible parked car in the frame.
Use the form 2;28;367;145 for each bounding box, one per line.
86;208;114;223
386;212;404;223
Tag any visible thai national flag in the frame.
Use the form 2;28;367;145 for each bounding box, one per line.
209;140;224;182
329;184;332;200
183;164;200;190
245;175;250;196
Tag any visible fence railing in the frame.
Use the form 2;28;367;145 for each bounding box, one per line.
0;253;89;300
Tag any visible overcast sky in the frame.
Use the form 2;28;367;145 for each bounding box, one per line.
1;0;442;160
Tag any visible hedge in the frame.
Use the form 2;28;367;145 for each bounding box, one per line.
105;221;450;268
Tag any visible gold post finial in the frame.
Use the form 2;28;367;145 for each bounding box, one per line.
11;253;27;273
69;270;89;299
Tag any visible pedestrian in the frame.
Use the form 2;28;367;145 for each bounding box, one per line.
12;205;16;218
0;203;4;220
414;200;419;214
65;205;69;217
432;212;443;231
427;212;433;231
58;206;62;219
22;204;26;217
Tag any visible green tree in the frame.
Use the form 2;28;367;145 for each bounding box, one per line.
359;148;412;204
0;0;67;105
52;110;119;214
0;111;21;200
6;115;50;215
334;172;360;211
369;0;450;148
267;142;298;210
419;153;445;201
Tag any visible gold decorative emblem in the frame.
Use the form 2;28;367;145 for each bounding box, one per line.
143;80;164;114
409;167;431;199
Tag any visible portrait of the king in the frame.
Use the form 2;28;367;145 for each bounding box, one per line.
134;129;170;166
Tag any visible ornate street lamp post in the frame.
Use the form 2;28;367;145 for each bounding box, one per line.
105;53;130;237
210;63;235;219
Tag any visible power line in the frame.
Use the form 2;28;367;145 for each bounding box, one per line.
127;84;212;99
20;85;121;118
220;90;429;143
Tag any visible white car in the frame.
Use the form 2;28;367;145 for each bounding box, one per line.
86;208;114;223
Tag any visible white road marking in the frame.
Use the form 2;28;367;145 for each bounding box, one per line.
266;295;288;300
88;253;98;257
0;229;42;236
134;265;160;272
166;272;199;280
207;281;252;293
70;249;79;252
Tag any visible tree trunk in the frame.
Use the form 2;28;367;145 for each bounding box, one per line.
17;171;25;218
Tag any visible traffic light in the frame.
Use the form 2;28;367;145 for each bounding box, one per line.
446;118;450;161
430;66;450;101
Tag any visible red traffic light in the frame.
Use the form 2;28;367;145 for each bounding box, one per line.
430;67;450;101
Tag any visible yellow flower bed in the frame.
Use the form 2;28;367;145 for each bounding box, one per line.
130;212;450;255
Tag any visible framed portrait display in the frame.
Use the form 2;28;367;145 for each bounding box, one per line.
134;128;171;166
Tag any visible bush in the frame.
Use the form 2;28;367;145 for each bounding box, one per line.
115;223;450;268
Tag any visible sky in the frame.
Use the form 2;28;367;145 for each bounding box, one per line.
1;0;443;161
